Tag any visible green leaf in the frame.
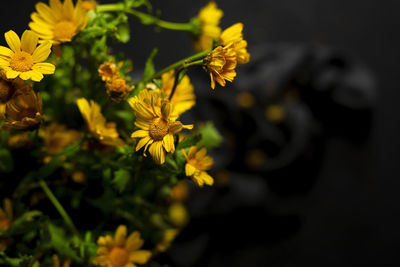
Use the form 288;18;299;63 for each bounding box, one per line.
143;48;158;82
0;148;13;173
198;122;222;149
116;22;130;43
125;0;149;8
0;252;31;267
48;223;79;261
112;169;131;193
177;134;202;150
7;210;42;235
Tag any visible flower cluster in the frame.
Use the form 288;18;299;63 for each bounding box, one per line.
0;0;250;266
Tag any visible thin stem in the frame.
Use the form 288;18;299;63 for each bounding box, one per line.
169;68;185;101
96;4;195;32
39;180;81;239
151;49;211;81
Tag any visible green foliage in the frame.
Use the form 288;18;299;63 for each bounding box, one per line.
113;169;131;193
0;148;13;173
0;252;31;267
197;122;223;149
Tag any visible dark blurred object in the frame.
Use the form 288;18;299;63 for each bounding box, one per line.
163;43;376;267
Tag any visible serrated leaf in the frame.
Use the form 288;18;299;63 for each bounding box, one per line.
143;48;158;82
112;169;131;193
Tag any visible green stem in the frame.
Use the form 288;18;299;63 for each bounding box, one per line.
39;180;81;239
151;49;211;81
96;4;196;32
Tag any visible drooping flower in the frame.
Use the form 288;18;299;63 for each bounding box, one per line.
76;98;124;147
81;0;97;12
98;60;119;82
29;0;89;44
106;76;134;103
0;198;13;252
39;122;83;161
128;89;193;164
93;225;152;267
0;76;32;120
204;43;237;89
181;146;214;187
1;86;43;130
0;30;55;82
194;1;223;51
52;254;71;267
161;70;195;118
220;23;250;65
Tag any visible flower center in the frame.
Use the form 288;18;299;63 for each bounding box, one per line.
108;247;129;267
10;51;34;72
149;118;169;141
0;80;15;103
0;218;11;230
53;21;76;41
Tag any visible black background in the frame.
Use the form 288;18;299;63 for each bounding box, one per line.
1;0;400;266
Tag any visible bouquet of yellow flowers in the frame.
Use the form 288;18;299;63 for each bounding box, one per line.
0;0;249;266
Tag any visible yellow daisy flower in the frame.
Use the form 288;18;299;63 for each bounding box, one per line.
0;30;55;82
220;23;250;65
76;98;124;147
128;89;193;165
98;60;119;82
93;225;152;267
204;43;237;89
181;146;214;187
81;0;97;12
1;87;43;131
194;1;223;51
29;0;89;44
106;76;134;103
0;198;13;252
161;70;195;118
39;122;83;155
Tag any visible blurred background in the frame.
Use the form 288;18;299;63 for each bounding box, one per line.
2;0;400;266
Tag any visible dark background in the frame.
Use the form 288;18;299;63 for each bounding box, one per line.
2;0;400;266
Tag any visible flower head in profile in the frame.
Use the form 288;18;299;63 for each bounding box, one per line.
194;1;223;51
128;89;193;164
0;76;32;119
106;76;134;103
39;122;83;161
77;98;124;147
0;30;55;81
93;225;151;267
0;198;13;252
204;43;237;89
29;0;89;44
161;70;195;118
81;0;97;12
220;23;250;65
1;86;43;131
181;146;214;187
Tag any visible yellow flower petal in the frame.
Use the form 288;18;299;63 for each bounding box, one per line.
185;163;197;176
162;134;174;153
32;62;55;74
63;0;74;20
5;30;21;53
30;70;44;82
35;2;57;24
126;231;144;251
135;136;151;151
6;69;20;79
0;46;13;58
130;250;152;264
114;225;127;246
20;30;39;54
131;130;148;139
32;41;52;63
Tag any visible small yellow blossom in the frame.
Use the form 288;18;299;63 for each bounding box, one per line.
93;225;152;267
195;1;223;51
170;181;189;202
52;254;71;267
8;132;32;149
181;146;214;187
98;60;119;82
155;229;179;253
161;70;195;118
106;76;134;102
168;203;189;227
0;30;55;81
220;23;250;65
0;198;13;252
265;104;285;123
1;87;43;130
77;98;124;147
29;0;89;44
81;0;97;12
128;89;193;165
205;43;237;89
39;122;83;155
72;171;87;184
